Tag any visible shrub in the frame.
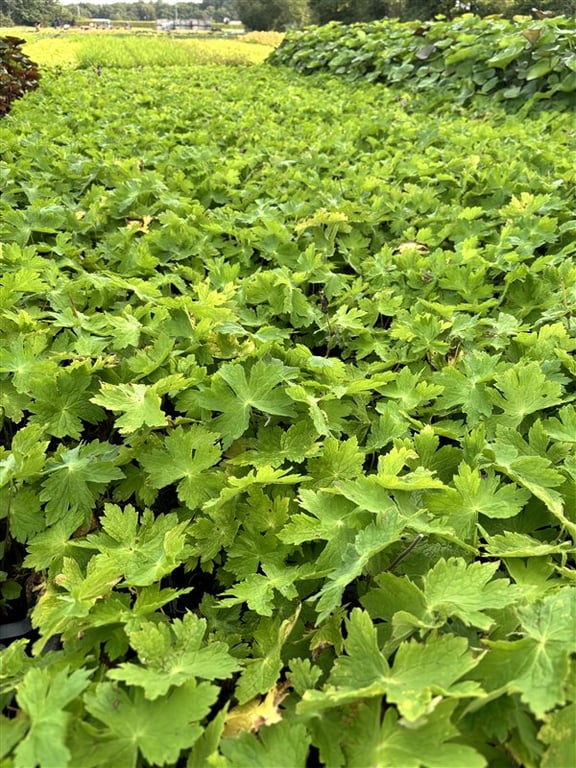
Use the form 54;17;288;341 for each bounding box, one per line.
0;36;40;118
268;14;576;109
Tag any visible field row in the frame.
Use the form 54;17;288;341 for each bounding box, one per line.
7;28;277;68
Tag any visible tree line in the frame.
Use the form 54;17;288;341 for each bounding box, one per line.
242;0;575;29
1;0;574;29
0;2;238;25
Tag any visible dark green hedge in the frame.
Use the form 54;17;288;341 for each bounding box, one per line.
268;14;576;109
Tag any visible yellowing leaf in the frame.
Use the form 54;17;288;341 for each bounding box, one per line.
125;215;153;233
223;684;289;738
396;241;429;253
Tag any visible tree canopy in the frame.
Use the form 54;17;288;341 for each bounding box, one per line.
1;0;573;29
1;0;63;25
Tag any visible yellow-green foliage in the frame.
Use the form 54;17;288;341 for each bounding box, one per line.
23;36;82;67
242;30;285;47
3;28;274;69
76;36;274;68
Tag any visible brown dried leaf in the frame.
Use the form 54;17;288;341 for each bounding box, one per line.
522;28;542;45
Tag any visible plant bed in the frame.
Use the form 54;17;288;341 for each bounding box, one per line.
0;56;575;767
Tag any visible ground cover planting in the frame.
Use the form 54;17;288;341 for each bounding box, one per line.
269;14;576;110
1;17;575;768
0;28;276;69
71;35;270;68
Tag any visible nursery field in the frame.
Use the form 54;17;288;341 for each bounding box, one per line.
1;17;576;768
0;27;276;68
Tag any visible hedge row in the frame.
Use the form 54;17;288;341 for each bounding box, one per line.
0;36;40;118
267;14;576;109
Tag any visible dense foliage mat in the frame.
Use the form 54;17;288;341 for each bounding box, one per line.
0;36;40;118
268;14;576;110
0;60;575;767
18;31;274;70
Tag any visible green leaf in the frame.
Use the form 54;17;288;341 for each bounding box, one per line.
139;425;223;510
231;421;318;469
425;463;530;523
76;504;189;586
187;706;227;768
539;703;576;768
285;384;334;437
196;358;297;447
220;565;299;617
300;610;482;722
8;487;44;543
422;557;517;631
0;425;49;488
82;681;217;767
503;556;554;595
28;368;104;439
306;436;365;486
487;428;574;536
90;382;167;434
475;588;576;717
278;489;356;545
375;367;443;413
332;607;390;677
0;378;31;423
525;56;557;80
315;514;407;622
29;555;124;644
23;519;81;571
377;445;446;490
39;442;124;525
482;531;573;558
544;405;576;442
341;699;487;768
221;721;310;768
378;633;483;721
0;336;54;394
361;571;427;626
14;667;92;768
434;350;498;424
487;42;526;68
107;614;240;699
490;362;563;426
334;476;397;514
0;715;28;761
235;608;300;705
287;658;322;696
205;465;306;512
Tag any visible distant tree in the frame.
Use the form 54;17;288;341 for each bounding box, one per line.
400;0;459;19
309;0;391;24
511;0;575;14
307;0;575;24
67;1;241;23
130;2;156;20
287;0;312;26
195;2;239;22
0;0;62;24
401;0;574;18
236;0;310;29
